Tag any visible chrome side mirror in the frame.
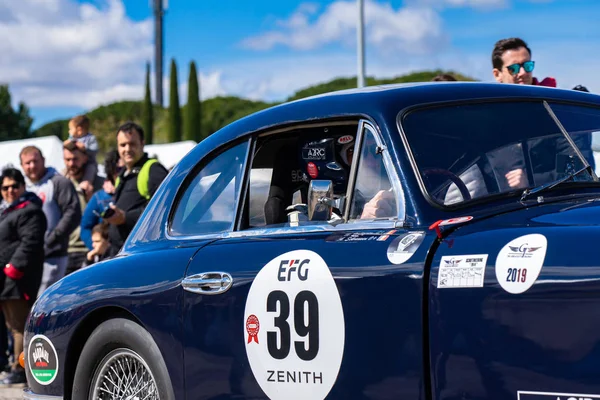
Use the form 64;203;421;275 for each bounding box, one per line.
307;180;333;221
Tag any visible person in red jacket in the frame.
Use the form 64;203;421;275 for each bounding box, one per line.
491;37;556;87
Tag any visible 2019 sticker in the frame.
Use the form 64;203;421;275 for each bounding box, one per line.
495;234;547;294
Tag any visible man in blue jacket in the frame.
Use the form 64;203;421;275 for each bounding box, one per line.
80;150;121;251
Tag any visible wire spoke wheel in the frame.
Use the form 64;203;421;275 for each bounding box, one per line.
90;348;159;400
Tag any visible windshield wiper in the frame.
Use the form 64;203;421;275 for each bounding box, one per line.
520;165;595;203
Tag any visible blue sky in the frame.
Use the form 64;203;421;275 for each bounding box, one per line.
1;0;599;129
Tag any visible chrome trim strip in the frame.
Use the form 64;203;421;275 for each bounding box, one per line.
164;219;398;241
23;389;63;400
363;122;406;222
343;120;366;221
233;137;255;230
225;220;397;238
544;101;599;181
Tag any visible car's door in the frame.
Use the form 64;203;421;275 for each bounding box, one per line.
179;121;436;399
422;101;600;400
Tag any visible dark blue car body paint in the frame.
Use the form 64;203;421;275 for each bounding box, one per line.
24;83;600;399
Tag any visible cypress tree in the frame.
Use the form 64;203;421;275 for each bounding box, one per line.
0;85;32;141
168;58;182;142
142;62;153;144
184;61;200;141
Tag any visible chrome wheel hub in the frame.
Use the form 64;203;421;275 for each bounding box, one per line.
90;348;158;400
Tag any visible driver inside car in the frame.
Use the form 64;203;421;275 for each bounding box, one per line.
290;131;397;223
341;140;396;219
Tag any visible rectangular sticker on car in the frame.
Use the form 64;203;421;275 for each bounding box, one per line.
437;254;488;289
518;391;600;399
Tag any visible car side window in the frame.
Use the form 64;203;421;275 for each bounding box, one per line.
349;128;397;220
241;123;360;230
170;142;248;236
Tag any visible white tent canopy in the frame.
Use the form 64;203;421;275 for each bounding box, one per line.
0;135;65;173
145;140;197;170
0;137;197;177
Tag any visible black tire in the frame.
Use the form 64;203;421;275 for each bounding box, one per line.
72;318;175;400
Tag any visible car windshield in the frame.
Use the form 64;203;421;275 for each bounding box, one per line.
400;101;598;207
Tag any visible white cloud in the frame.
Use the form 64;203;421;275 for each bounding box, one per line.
241;1;445;55
0;0;153;108
199;71;227;100
160;70;227;107
198;41;599;105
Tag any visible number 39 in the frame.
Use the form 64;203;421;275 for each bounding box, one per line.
266;290;319;361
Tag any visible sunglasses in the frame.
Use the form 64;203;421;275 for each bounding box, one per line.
1;184;20;191
506;61;535;75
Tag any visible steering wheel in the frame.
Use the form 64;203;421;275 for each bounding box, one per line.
422;168;471;202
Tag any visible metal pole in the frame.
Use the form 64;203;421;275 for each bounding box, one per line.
357;0;365;88
154;0;164;106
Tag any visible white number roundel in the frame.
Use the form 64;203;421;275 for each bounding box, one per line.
244;250;345;400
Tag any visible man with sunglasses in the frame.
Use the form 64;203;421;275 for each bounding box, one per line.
492;37;556;87
490;37;594;186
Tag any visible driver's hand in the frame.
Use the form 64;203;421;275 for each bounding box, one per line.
360;190;395;219
505;168;526;189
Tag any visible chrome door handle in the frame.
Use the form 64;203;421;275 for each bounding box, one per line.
182;272;233;295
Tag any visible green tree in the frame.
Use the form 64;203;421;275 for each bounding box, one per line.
184;61;201;141
0;85;33;141
168;59;182;143
142;62;154;144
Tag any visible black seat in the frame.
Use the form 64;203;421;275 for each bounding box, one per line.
264;143;307;225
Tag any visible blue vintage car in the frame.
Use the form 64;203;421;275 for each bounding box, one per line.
24;82;600;400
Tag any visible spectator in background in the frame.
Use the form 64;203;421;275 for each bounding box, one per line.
64;115;99;200
82;223;110;267
573;85;590;92
491;37;594;181
491;37;556;87
431;73;457;82
20;146;81;296
0;168;46;385
62;142;103;275
81;149;122;251
105;122;168;257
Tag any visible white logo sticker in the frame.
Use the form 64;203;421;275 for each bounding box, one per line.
387;232;425;264
518;390;600;399
244;250;345;400
438;254;488;288
495;234;547;294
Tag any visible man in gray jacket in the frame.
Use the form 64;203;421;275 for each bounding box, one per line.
20;146;81;296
